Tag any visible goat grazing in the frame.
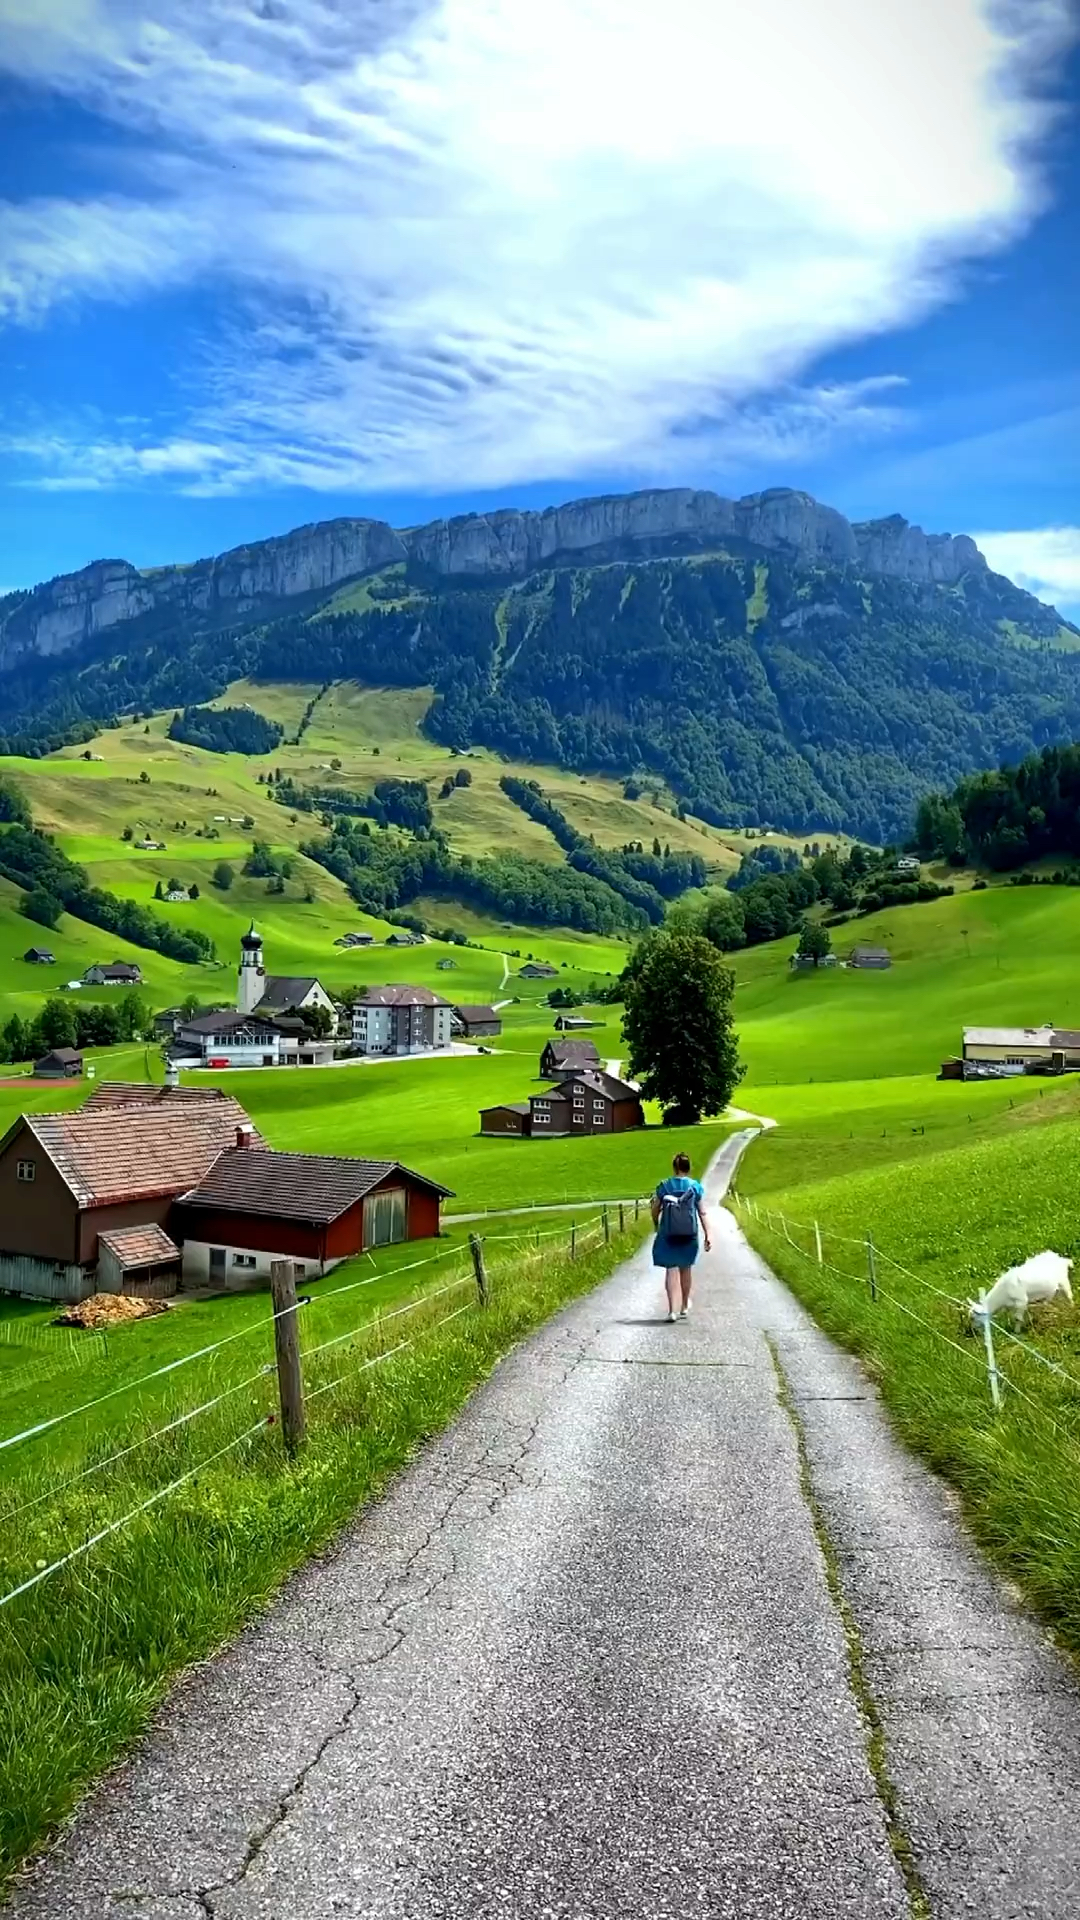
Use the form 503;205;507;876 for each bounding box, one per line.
968;1251;1073;1331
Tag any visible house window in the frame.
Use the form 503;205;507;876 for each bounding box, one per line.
16;1159;35;1182
593;1100;605;1111
363;1186;407;1247
573;1114;584;1124
534;1113;550;1125
232;1253;257;1270
535;1099;548;1110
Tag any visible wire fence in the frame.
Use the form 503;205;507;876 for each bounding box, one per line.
0;1200;642;1615
733;1190;1080;1426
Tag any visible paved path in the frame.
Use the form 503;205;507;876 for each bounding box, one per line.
10;1136;1080;1918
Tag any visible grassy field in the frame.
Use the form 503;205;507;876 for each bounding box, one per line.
0;1207;645;1883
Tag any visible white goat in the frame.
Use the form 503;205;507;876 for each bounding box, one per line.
968;1250;1073;1330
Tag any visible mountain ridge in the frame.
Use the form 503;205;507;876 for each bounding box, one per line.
0;485;1035;673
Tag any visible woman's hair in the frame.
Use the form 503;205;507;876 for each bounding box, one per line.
672;1152;691;1174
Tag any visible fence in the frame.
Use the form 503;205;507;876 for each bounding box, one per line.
732;1190;1080;1426
0;1202;643;1613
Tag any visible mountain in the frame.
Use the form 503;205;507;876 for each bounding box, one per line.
1;486;1077;840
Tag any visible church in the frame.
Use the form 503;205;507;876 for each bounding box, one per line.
236;924;337;1020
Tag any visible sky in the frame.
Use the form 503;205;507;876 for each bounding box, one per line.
1;0;1079;615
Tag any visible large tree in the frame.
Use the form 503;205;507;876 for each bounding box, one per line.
796;919;831;967
622;932;742;1125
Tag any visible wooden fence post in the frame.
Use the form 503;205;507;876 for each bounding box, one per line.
619;1202;625;1234
634;1197;640;1221
269;1260;306;1456
866;1235;877;1302
603;1207;611;1245
571;1222;577;1259
469;1233;488;1307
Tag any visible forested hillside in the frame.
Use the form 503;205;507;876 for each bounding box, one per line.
2;522;1076;841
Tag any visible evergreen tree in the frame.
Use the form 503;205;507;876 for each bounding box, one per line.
622;933;742;1124
213;861;234;890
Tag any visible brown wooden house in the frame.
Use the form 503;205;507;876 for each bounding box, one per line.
539;1038;600;1079
35;1048;83;1079
172;1144;453;1284
0;1092;265;1302
480;1069;644;1139
450;1004;503;1039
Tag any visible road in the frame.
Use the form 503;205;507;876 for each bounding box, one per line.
9;1132;1080;1918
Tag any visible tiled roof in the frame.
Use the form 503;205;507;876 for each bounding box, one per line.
544;1040;600;1066
179;1147;453;1223
179;1010;285;1035
553;1068;640;1101
16;1099;264;1208
37;1048;82;1066
356;984;450;1008
85;1083;239;1109
481;1101;531;1115
258;975;324;1007
98;1224;181;1269
453;1005;500;1022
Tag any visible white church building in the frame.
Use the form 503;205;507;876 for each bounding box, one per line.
237;924;337;1020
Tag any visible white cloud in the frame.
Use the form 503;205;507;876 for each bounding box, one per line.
0;0;1074;494
976;528;1080;615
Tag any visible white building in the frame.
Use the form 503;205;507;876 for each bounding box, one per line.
174;1008;335;1070
352;985;453;1056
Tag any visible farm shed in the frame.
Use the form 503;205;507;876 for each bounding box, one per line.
847;946;892;970
35;1048;83;1079
173;1144;453;1284
451;1005;503;1039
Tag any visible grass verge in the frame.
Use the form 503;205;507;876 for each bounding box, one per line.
0;1210;643;1885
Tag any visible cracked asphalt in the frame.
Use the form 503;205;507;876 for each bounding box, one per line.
9;1131;1080;1918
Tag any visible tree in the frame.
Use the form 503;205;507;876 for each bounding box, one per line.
189;881;200;900
38;997;79;1050
19;888;62;930
139;770;150;784
454;767;472;787
121;825;133;843
1;1014;31;1063
154;880;164;900
0;775;30;825
701;892;746;952
796;919;832;967
213;861;234;891
622;933;742;1124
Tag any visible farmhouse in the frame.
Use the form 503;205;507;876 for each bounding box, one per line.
35;1048;83;1080
480;1069;644;1139
236;925;335;1020
351;985;453;1055
959;1025;1080;1075
0;1092;264;1301
84;960;142;985
519;962;558;979
895;854;921;876
540;1038;600;1078
553;1014;601;1031
847;945;892;970
173;1142;453;1284
334;931;374;948
789;952;839;971
386;930;424;947
450;1005;503;1039
23;947;54;965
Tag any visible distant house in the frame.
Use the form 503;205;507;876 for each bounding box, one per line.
334;932;374;948
34;1048;83;1080
84;961;143;986
435;958;457;971
450;1004;502;1039
789;953;839;971
164;889;188;903
895;854;921;876
133;837;165;852
386;930;424;947
480;1068;644;1139
352;985;453;1056
553;1014;601;1031
256;975;337;1018
172;1143;454;1283
540;1038;600;1079
960;1024;1080;1076
519;962;558;980
23;947;55;966
847;945;891;970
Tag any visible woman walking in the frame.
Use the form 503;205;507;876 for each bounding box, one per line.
651;1152;710;1323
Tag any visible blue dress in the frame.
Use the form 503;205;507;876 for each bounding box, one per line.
652;1176;705;1268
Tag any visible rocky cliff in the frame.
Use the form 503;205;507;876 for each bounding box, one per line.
0;485;994;671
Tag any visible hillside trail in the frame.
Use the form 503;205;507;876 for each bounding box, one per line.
10;1134;1080;1919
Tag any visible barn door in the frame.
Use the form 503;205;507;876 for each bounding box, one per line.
362;1188;407;1247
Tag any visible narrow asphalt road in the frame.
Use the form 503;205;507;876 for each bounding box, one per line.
10;1134;1080;1918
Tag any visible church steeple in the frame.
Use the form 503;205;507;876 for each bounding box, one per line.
237;922;265;1014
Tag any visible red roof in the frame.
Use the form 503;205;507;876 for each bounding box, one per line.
10;1099;264;1208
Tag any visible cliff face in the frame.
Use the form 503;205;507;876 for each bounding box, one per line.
0;486;992;670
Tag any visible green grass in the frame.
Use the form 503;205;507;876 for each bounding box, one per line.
0;1209;644;1884
732;1069;1080;1667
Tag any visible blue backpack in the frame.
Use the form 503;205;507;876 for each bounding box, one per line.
661;1180;697;1243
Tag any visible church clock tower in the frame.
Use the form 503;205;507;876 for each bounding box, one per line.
237;922;265;1015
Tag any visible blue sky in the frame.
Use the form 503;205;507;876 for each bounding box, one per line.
1;0;1079;615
